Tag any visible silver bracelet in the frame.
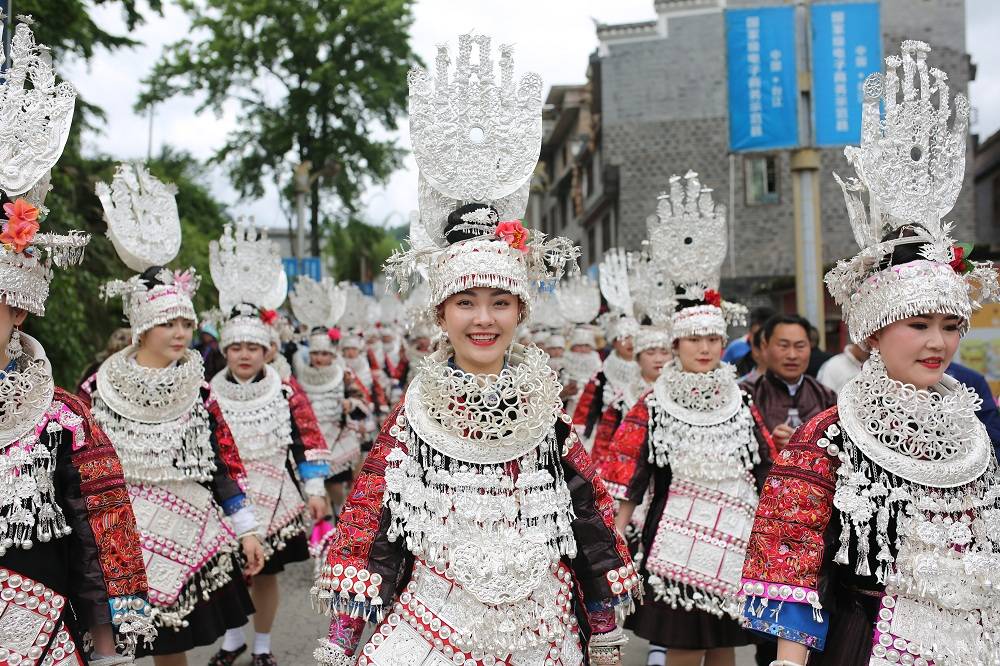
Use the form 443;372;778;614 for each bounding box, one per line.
589;644;622;665
770;660;806;666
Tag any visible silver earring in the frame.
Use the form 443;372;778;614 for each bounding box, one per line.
6;328;23;360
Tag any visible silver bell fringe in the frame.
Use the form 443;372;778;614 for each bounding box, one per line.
151;547;240;629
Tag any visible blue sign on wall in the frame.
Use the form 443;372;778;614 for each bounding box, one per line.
726;6;799;152
282;257;322;282
812;2;881;146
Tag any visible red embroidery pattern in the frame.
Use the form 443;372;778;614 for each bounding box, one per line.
589;405;624;472
324;404;403;570
748;399;777;462
285;377;327;453
205;387;249;486
598;395;651;494
571;378;599;427
345;371;373;406
742;407;841;589
57;388;148;598
563;439;632;568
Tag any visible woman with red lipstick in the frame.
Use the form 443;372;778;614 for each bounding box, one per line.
603;172;773;666
311;34;638;666
80;164;266;664
738;41;1000;666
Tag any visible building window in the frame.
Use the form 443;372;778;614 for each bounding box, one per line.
745;155;779;205
601;214;612;255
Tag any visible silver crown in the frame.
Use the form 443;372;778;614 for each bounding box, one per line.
0;22;77;197
97;162;181;272
292;278;349;333
825;41;999;345
209;220;283;312
556;275;601;325
837;40;968;251
646;170;727;301
409;34;542;214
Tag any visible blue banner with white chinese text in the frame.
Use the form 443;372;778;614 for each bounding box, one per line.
812;2;881;146
726;7;799;151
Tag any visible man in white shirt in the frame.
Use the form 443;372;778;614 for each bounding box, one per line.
817;343;869;393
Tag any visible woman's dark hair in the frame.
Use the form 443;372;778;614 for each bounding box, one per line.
443;203;499;245
139;265;167;289
879;225;934;270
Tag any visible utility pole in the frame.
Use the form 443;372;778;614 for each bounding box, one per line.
293;161;313;264
790;0;825;347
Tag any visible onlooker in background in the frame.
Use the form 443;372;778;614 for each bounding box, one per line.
736;327;765;383
194;322;227;379
817;342;869;393
946;361;1000;454
742;314;836;451
75;326;131;392
805;324;833;377
722;306;775;365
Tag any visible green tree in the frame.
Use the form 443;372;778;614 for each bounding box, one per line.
325;217;403;283
138;0;420;257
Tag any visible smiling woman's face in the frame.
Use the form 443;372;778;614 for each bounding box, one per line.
868;313;962;389
438;287;521;375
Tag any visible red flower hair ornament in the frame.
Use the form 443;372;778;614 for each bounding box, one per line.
496;220;529;252
703;289;722;308
0;199;41;254
260;309;279;325
328;327;342;342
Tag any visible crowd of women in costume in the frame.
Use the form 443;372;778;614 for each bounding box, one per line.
1;15;998;666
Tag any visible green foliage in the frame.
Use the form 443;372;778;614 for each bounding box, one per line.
325;217;403;283
138;0;420;255
13;0;163;61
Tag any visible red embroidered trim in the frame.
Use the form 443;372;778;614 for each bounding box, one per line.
205;387;249;487
324;403;403;571
571;378;599;426
599;395;651;493
748;399;778;462
742;407;841;590
589;405;624;472
285;377;327;454
57;388;148;598
563;438;633;569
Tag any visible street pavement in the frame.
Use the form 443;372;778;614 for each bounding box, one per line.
138;559;756;665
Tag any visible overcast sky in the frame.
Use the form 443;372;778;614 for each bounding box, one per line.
62;0;1000;233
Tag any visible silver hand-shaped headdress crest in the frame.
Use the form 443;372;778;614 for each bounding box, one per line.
646;171;727;300
599;248;634;317
0;23;77;196
209;220;283;312
97;162;181;272
556;275;601;325
836;40;969;250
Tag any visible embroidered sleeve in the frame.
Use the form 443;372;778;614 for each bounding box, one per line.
589;405;623;469
370;375;389;412
313;403;409;626
572;377;598;427
204;387;250;507
561;427;640;628
596;395;651;503
59;390;149;599
285;378;331;485
740;406;841;651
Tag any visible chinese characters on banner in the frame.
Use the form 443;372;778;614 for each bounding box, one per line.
811;2;882;146
725;6;799;151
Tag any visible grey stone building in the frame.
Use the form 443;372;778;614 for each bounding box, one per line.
975;129;1000;244
535;0;977;348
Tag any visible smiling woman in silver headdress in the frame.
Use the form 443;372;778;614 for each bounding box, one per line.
739;41;1000;666
310;34;639;666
